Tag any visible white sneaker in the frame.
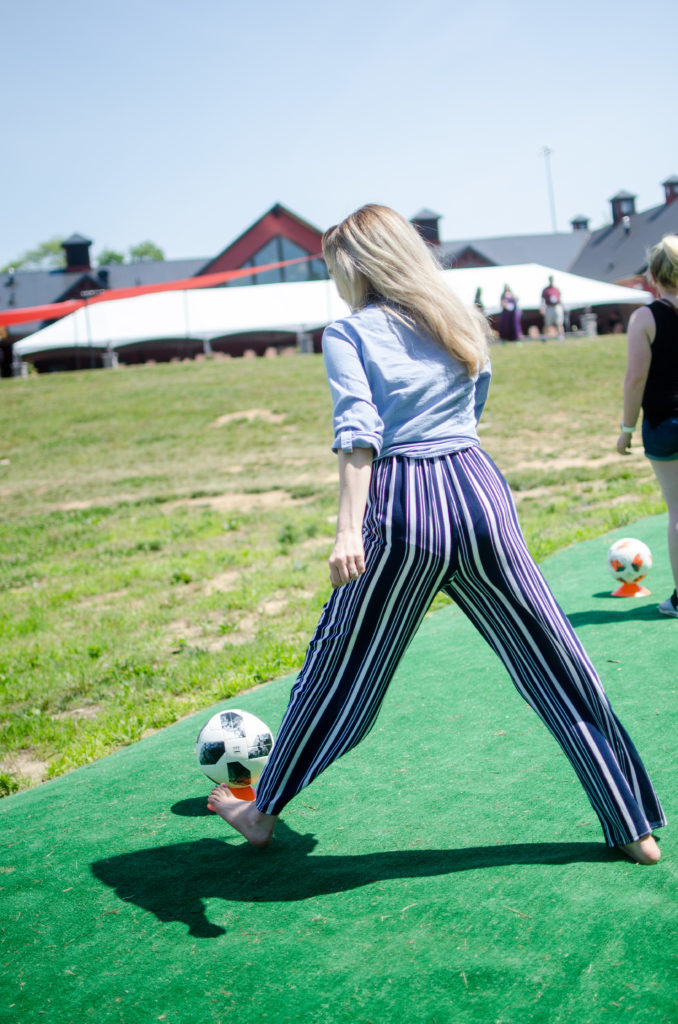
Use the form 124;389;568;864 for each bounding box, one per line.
658;591;678;617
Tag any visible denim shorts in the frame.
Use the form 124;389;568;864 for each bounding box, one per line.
642;417;678;461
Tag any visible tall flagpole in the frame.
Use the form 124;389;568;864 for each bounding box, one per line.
542;146;557;232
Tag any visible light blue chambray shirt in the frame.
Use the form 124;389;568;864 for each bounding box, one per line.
322;304;491;460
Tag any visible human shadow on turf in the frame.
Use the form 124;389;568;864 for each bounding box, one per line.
567;601;663;628
171;796;215;817
90;823;610;939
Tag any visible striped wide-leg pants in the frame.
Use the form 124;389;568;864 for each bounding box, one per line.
255;447;666;846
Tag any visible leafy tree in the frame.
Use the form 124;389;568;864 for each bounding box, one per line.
128;240;165;262
96;248;126;266
1;237;65;272
2;237;167;274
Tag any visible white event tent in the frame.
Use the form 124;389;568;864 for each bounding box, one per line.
444;264;652;314
14;263;652;360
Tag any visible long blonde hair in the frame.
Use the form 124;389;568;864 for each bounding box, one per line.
322;204;489;375
648;234;678;290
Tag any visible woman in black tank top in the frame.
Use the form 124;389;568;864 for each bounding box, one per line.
618;234;678;617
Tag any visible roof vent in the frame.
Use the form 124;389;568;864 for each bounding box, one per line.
609;192;636;226
61;234;93;272
410;208;442;246
662;175;678;206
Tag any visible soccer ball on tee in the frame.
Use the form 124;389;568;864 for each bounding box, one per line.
607;538;652;596
196;709;274;790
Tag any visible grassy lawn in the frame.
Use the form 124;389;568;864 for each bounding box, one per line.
0;337;664;795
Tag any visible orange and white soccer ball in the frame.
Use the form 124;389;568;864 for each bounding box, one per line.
607;538;653;584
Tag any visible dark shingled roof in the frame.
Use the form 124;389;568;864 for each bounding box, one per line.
569;201;678;283
98;258;207;287
440;231;590;272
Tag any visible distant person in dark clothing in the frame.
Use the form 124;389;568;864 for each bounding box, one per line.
617;234;678;618
608;313;623;334
474;287;484;314
541;276;564;340
498;284;521;342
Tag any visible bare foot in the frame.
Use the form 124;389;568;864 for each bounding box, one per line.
619;834;661;865
208;785;277;848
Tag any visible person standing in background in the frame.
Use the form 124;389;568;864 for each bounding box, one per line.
498;284;521;342
617;235;678;618
541;276;564;341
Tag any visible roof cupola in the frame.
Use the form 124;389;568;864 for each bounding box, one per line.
61;234;93;272
410;208;442;246
609;191;636;226
662;175;678;205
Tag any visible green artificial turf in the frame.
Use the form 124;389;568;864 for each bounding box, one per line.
1;516;676;1024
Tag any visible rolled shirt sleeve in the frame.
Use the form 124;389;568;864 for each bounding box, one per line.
322;323;384;456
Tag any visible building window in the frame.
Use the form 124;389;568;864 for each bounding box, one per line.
252;239;284;284
228;236;327;287
310;258;328;280
280;237;311;282
230;264;254;286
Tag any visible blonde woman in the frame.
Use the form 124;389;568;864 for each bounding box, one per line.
617;235;678;617
210;204;664;864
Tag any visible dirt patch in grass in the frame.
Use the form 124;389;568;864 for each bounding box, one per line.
300;536;333;550
169;617;227;653
55;487;308;515
53;705;103;722
204;571;241;594
57;494;142;511
84;589;129;605
513;486;552;502
0;751;49;785
259;597;288;616
258;588;313;615
80;591;145;611
220;617;256;646
211;409;285;427
166;490;309;513
224;605;286;644
168;583;318;653
509;453;622;473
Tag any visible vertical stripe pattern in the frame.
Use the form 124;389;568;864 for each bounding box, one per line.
255;448;665;846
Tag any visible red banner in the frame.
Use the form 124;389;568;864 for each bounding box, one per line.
0;255;321;328
0;299;84;327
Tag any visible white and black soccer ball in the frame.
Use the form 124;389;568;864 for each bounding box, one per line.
607;538;653;584
196;709;274;788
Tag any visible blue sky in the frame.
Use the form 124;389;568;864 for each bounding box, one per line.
3;0;676;268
